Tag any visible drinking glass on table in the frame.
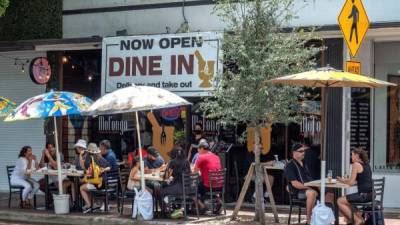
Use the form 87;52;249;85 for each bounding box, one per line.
327;170;333;183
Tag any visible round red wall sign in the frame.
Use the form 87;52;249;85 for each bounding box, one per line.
29;57;51;84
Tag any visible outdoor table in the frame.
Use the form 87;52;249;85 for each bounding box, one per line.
305;179;352;225
27;168;84;210
140;172;167;217
264;163;286;204
232;162;284;223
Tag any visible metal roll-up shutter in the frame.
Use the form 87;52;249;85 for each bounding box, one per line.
0;51;46;190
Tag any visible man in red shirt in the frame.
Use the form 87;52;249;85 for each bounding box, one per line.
193;139;223;213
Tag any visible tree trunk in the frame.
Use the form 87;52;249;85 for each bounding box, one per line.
254;126;265;224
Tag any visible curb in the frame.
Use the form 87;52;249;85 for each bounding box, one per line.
0;209;232;225
0;210;177;225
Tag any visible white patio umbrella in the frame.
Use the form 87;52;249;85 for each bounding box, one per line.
83;85;191;191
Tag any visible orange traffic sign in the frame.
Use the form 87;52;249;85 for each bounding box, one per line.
346;60;361;74
338;0;369;57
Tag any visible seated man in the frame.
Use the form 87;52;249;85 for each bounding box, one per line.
143;146;165;173
284;143;332;225
39;142;75;204
99;140;118;172
193;139;223;213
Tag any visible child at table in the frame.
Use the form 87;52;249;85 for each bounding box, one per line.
127;156;152;193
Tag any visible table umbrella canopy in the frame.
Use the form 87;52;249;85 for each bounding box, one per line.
267;66;396;88
4;91;93;196
266;66;396;206
84;85;191;115
0;97;16;117
4;91;93;122
83;85;191;191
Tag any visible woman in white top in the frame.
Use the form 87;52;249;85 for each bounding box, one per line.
11;146;40;209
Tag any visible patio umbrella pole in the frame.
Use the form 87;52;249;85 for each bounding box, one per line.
135;111;146;191
53;116;63;195
320;87;328;205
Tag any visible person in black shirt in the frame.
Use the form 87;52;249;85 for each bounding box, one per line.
285;143;321;224
337;148;373;225
303;144;321;180
161;147;191;197
187;123;205;162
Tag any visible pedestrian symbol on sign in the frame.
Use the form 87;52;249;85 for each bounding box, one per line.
348;0;359;44
338;0;369;57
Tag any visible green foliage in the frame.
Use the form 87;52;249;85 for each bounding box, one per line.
0;0;9;17
0;0;62;41
201;0;321;127
174;130;186;143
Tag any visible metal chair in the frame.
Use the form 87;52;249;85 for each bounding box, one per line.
286;184;306;225
117;167;136;215
351;177;385;225
6;165;24;208
6;165;37;209
162;172;200;219
206;168;226;215
89;170;120;212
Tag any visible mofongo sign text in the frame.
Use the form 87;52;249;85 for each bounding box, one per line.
101;32;223;96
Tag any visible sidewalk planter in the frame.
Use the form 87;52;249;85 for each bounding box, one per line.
53;194;70;214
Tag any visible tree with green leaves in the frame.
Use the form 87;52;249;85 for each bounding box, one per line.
201;0;321;223
0;0;8;16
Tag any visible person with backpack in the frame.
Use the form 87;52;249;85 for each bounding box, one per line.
79;143;110;213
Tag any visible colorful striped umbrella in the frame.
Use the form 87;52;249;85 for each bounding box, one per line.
4;91;93;122
0;97;16;117
4;91;93;196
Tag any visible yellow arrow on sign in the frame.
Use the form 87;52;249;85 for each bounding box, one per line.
338;0;370;57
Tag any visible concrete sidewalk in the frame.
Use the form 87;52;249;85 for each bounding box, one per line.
0;193;399;225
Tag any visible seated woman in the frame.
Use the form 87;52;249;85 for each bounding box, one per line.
11;146;40;209
161;147;190;196
79;143;110;213
160;147;190;213
337;147;373;225
127;156;141;190
72;139;87;170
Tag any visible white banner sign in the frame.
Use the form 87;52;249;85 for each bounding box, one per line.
101;32;223;96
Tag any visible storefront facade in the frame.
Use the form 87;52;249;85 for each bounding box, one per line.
0;0;399;206
0;51;46;188
61;0;400;207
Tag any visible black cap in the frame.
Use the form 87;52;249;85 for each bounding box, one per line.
291;143;304;152
147;146;159;157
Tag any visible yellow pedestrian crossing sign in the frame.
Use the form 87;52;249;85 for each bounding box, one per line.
338;0;369;57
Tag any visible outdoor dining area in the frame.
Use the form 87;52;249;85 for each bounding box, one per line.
0;66;394;225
